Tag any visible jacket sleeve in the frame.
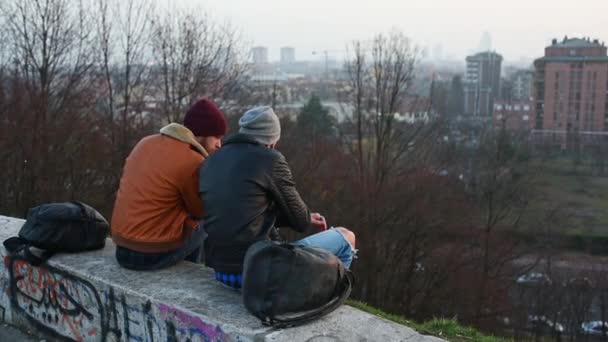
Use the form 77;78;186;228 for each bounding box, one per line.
181;163;204;220
269;154;310;233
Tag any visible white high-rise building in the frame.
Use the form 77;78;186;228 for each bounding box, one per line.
251;46;268;64
280;47;295;64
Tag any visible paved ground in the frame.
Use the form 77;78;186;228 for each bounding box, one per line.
0;323;40;341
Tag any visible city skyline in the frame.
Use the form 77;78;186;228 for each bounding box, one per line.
182;0;607;63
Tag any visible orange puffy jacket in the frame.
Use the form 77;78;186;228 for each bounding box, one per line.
111;123;208;253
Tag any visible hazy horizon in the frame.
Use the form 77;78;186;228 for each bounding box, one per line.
179;0;608;64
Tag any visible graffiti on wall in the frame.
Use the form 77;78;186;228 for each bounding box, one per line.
158;303;227;341
8;257;103;340
1;256;230;342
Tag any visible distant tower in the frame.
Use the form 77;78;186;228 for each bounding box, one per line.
464;51;503;117
280;47;295;65
251;46;268;64
479;31;492;52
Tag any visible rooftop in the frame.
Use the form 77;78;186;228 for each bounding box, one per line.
550;37;605;48
466;51;503;62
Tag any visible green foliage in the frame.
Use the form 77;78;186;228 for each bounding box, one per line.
296;95;336;138
347;300;512;342
417;319;512;342
525;158;608;236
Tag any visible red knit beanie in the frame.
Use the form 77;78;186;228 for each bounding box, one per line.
183;99;227;137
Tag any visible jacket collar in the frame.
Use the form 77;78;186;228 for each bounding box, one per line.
159;123;209;157
223;133;263;146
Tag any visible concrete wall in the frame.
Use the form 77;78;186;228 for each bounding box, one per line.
0;216;444;342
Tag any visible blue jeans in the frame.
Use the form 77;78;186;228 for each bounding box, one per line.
116;225;206;271
292;227;356;269
216;227;356;289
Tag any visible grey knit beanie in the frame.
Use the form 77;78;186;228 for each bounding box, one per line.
238;106;281;145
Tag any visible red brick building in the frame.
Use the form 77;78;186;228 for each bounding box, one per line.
494;101;534;131
533;37;608;150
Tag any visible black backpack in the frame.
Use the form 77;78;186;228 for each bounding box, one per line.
3;201;110;265
242;241;354;328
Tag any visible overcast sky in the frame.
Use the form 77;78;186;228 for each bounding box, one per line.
179;0;608;64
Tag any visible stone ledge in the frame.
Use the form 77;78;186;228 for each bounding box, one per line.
0;215;444;342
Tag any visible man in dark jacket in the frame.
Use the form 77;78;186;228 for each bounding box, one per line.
199;106;356;289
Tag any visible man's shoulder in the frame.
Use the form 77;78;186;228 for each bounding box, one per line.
246;145;285;166
137;133;185;149
134;133;160;146
267;148;286;163
217;139;282;158
134;134;203;166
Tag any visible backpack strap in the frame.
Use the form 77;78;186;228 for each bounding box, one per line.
265;268;355;328
3;236;54;266
23;247;55;266
3;236;28;253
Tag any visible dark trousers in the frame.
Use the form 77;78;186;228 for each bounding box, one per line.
116;225;206;271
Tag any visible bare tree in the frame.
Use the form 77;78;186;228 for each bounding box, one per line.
344;30;451;308
1;0;97;216
0;13;11;213
0;0;252;218
468;127;537;325
151;8;248;123
93;0;156;206
112;0;153;161
345;30;422;189
96;0;115;144
345;40;367;185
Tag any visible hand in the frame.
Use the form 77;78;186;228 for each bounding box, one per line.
310;212;328;231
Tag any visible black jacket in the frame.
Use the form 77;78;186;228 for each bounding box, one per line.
199;133;310;273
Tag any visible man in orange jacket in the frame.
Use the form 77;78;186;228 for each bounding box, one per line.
111;99;226;270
